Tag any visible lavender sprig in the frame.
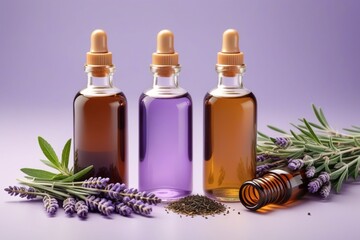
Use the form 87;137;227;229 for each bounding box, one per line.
43;196;59;215
257;104;360;194
308;172;330;193
4;186;37;199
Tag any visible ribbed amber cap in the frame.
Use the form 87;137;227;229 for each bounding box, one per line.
86;29;113;66
152;30;179;66
217;29;244;66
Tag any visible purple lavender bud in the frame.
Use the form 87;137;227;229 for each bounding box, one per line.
63;197;76;216
105;183;127;200
308;178;323;193
256;164;275;177
305;166;316;178
82;177;110;189
4;186;37;199
85;195;114;216
287;159;304;171
274;137;291;148
75;200;88;219
318;172;330;184
115;202;132;216
256;154;267;162
319;182;331;199
43;196;59;215
127;199;152;216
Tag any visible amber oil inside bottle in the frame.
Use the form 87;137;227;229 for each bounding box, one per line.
74;66;127;183
204;65;257;202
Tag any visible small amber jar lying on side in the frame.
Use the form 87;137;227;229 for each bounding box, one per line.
239;169;307;211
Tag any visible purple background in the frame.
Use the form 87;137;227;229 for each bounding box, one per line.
1;1;360;239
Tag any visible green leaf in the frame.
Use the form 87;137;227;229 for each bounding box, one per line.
354;138;360;147
257;131;270;140
303;119;321;144
312;104;329;129
61;139;71;169
267;125;288;134
352;126;360;130
353;156;360;179
291;124;315;141
21;168;57;179
305;144;329;153
290;130;302;141
299;119;326;130
60;165;93;182
329;137;337;151
335;168;348;193
40;159;58;170
38;136;60;168
343;128;360;134
319;107;330;129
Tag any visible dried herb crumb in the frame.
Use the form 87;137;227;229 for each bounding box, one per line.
308;212;311;216
166;195;226;217
238;212;241;215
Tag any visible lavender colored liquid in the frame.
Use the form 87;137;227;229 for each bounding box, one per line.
139;93;192;201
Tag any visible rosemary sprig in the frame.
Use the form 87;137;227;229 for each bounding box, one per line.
257;104;360;194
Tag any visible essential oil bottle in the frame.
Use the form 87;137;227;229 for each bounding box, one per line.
204;29;257;202
239;169;307;211
74;29;128;184
139;30;192;201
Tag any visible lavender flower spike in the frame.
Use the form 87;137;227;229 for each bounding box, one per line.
4;186;37;199
86;195;114;216
63;197;76;216
305;166;316;178
75;200;88;219
308;178;323;193
43;196;59;215
127;199;152;216
256;154;267;162
318;172;330;184
319;182;331;199
287;159;304;171
82;177;110;189
274;137;291;148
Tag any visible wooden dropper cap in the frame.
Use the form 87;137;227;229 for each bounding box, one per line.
152;30;179;66
86;29;113;66
217;29;244;66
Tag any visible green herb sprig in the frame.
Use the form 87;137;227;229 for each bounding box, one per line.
21;137;93;182
257;104;360;194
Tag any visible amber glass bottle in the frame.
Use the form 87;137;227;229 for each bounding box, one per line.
239;169;307;211
204;29;257;202
73;30;127;184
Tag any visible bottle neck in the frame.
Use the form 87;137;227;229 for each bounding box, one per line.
145;65;187;98
216;65;245;89
151;65;180;89
85;66;114;88
239;169;306;211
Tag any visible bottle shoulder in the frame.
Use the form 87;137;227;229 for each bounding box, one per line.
79;86;124;98
143;87;189;98
204;90;256;104
140;92;192;107
74;90;127;104
208;86;255;98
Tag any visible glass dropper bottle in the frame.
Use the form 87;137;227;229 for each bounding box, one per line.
239;169;307;211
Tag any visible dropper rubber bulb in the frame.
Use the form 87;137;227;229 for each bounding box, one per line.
90;29;108;53
217;29;244;66
221;29;240;53
152;29;179;66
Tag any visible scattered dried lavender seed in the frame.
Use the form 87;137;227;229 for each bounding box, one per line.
166;195;226;217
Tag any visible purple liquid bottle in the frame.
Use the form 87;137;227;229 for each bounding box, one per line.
139;30;192;201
